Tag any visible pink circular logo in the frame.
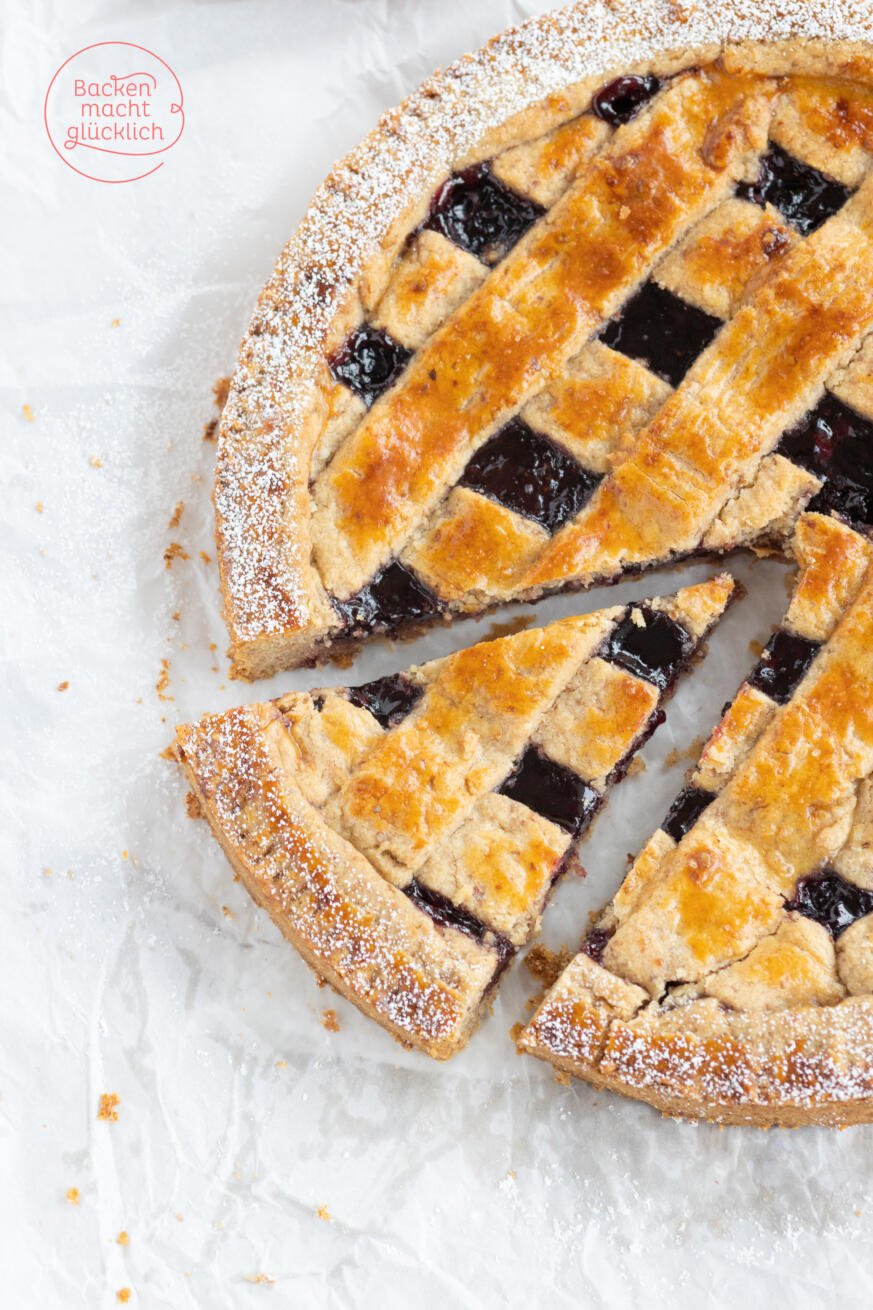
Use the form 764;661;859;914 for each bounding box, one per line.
44;41;184;183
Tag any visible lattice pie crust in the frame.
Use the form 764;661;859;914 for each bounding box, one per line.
185;4;873;1122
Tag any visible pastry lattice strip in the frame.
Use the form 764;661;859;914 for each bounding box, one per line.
176;577;733;1058
519;512;873;1124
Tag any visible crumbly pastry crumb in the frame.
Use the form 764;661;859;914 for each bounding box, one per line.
168;501;185;530
98;1092;120;1122
116;1231;129;1246
316;1205;331;1222
525;944;573;989
321;1008;340;1032
65;1187;80;1205
156;659;173;703
163;542;189;569
184;790;203;819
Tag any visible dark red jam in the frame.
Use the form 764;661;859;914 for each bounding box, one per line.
425;163;543;264
459;418;601;533
602;606;694;691
499;747;600;836
599;281;721;387
737;143;852;235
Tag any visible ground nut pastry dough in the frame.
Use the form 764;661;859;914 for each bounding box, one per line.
176;580;732;1058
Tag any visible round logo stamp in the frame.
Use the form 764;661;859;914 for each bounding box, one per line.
44;41;184;183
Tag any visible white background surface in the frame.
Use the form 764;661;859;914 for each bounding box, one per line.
3;1;873;1306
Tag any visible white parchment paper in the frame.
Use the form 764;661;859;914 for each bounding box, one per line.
3;1;873;1305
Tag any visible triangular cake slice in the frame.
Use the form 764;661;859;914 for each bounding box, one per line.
175;577;732;1058
520;513;873;1125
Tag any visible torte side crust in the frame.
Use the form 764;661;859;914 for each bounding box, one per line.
519;982;873;1127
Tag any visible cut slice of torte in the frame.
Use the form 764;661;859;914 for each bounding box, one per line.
520;513;873;1125
176;576;733;1058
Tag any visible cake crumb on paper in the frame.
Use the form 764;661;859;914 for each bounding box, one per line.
168;501;185;530
321;1008;340;1032
244;1274;275;1286
98;1092;120;1122
117;1230;129;1246
524;944;572;989
185;791;203;820
56;680;69;692
156;659;173;702
221;905;233;919
316;1205;331;1222
35;501;43;513
89;455;104;468
66;1187;80;1205
22;403;35;422
485;613;536;641
164;541;190;569
111;318;121;328
116;1290;131;1304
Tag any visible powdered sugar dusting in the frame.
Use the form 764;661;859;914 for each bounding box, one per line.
178;705;496;1049
215;0;873;647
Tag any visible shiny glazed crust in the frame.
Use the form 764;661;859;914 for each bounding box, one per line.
213;4;873;678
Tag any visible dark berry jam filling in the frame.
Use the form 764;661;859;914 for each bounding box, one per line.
405;878;513;963
776;392;873;528
424;163;544;264
736;143;852;236
747;629;819;704
598;281;721;387
459;418;601;533
328;325;412;409
499;747;600;836
332;561;442;634
602;605;694;690
582;925;614;963
785;869;873;938
591;74;662;126
662;785;715;842
346;673;424;729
